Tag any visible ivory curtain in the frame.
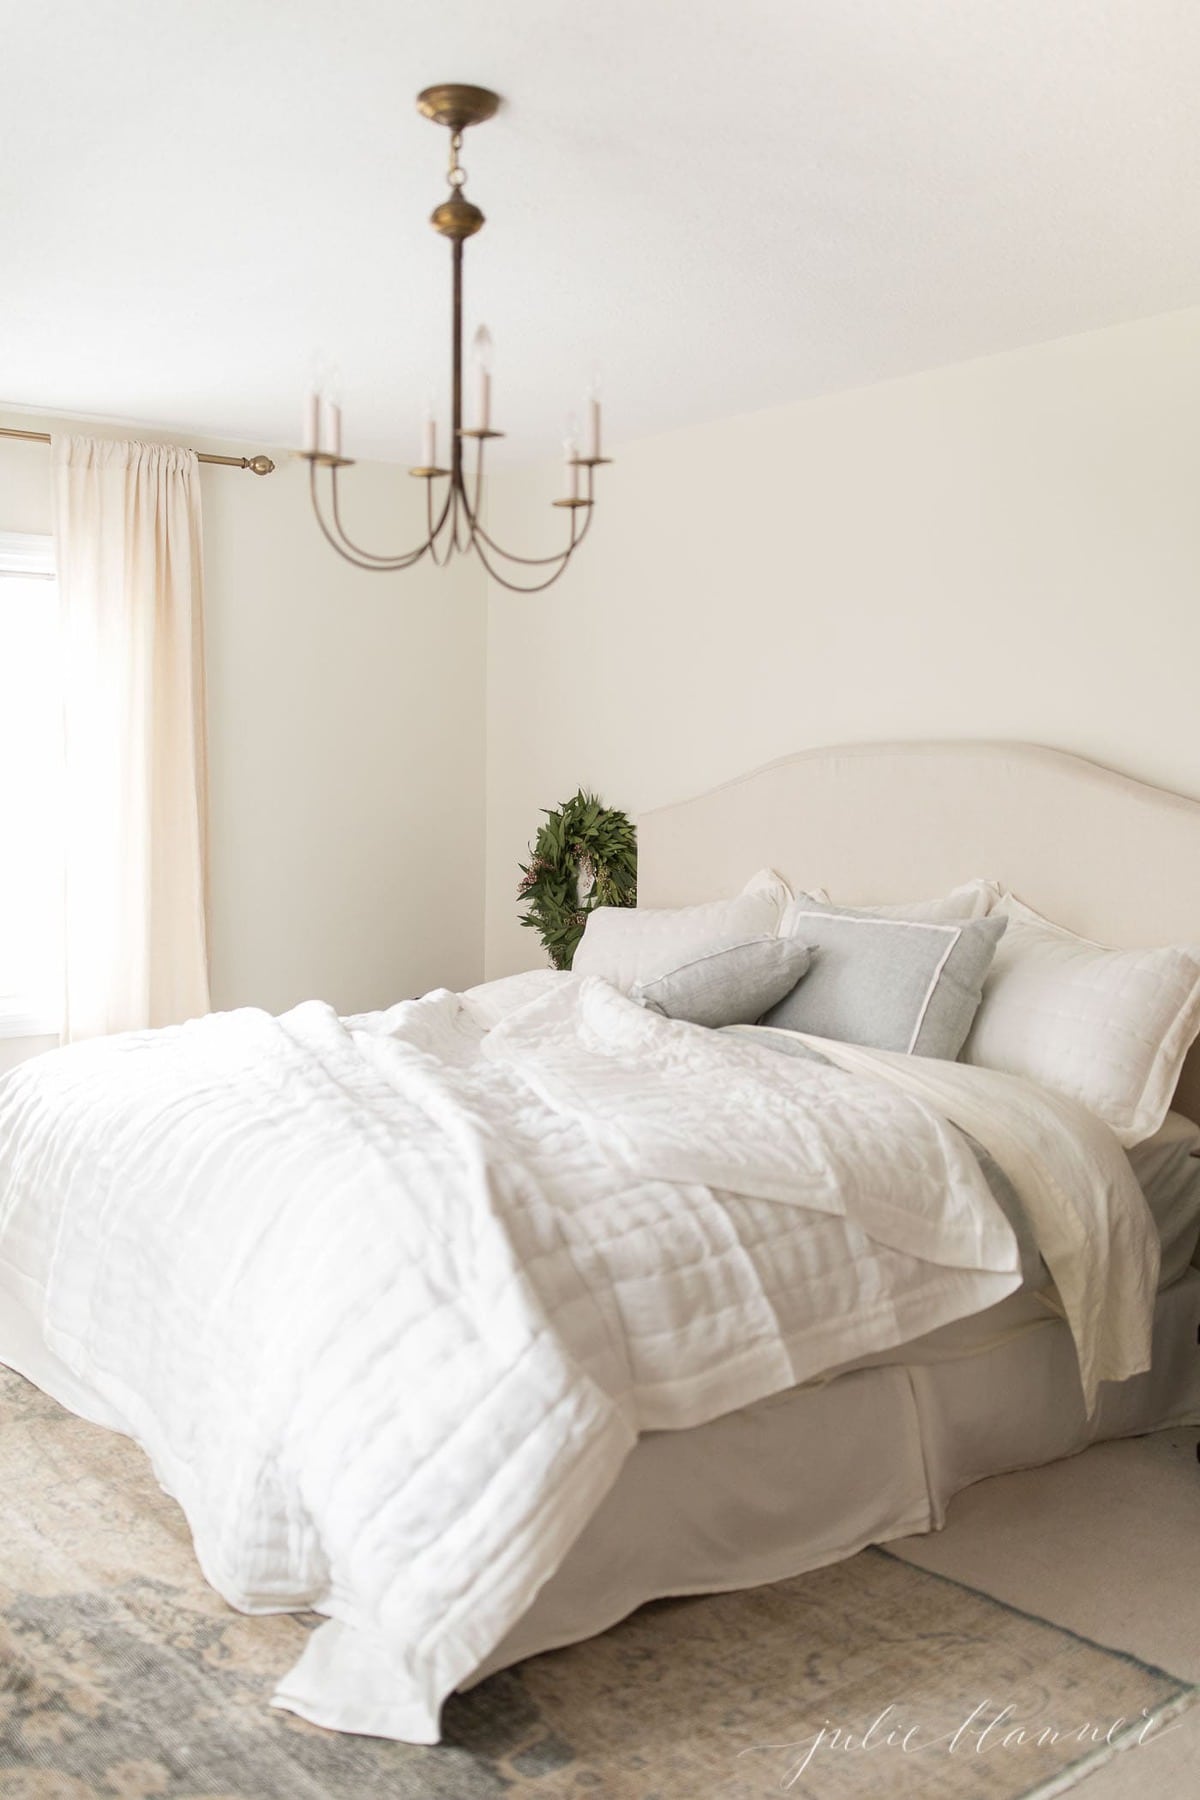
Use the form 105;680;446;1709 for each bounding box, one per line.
53;436;210;1039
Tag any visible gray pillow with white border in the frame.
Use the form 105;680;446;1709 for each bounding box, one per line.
761;904;1007;1058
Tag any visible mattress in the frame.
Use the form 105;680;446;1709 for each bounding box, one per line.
821;1107;1200;1373
1129;1110;1200;1285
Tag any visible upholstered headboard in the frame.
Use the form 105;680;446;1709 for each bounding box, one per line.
637;741;1200;1128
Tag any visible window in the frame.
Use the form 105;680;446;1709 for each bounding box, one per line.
0;533;62;1037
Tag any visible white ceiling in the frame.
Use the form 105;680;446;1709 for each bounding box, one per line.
4;1;1200;462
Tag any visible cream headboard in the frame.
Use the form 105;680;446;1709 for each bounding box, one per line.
637;741;1200;1128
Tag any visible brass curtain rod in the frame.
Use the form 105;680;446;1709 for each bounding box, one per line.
0;424;275;476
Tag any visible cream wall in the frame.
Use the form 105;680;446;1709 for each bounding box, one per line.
7;300;1200;1025
0;411;487;1061
484;305;1200;975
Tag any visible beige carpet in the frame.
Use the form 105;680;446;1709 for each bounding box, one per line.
0;1364;1194;1799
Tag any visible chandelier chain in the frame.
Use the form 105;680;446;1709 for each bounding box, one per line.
447;131;467;189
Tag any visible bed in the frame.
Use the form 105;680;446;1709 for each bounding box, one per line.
476;740;1200;1678
1;739;1198;1744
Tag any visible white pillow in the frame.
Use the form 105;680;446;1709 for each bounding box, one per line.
790;878;1000;925
572;869;792;990
962;895;1200;1146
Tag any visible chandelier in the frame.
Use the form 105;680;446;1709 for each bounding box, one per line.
301;84;609;593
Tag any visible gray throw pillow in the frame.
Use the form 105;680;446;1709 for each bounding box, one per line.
632;936;814;1030
760;905;1007;1058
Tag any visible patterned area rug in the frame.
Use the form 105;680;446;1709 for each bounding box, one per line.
0;1363;1194;1800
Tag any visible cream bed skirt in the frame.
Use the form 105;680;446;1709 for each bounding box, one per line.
469;1270;1200;1684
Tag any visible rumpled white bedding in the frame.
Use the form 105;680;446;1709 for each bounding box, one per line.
741;1025;1162;1405
0;970;1158;1743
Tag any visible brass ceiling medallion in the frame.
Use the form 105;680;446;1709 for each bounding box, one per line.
415;83;501;131
301;84;610;593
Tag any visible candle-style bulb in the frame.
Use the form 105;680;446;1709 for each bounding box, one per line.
303;393;320;455
584;376;602;462
563;432;580;501
472;328;493;432
320;399;342;459
304;350;328;454
316;363;343;459
318;367;342;461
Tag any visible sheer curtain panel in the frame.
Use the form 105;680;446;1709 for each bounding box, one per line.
53;436;210;1039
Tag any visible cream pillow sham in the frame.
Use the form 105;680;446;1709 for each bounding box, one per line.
962;895;1200;1146
791;878;1000;925
572;870;792;990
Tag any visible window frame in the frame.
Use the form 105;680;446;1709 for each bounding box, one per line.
0;530;61;1041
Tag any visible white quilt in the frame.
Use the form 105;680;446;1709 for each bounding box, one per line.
0;971;1158;1743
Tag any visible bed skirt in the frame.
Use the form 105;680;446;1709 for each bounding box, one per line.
468;1270;1200;1684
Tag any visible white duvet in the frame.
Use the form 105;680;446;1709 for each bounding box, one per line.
0;970;1158;1743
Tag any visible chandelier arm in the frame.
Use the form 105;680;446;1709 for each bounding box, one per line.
453;477;473;554
466;509;585;593
429;489;456;565
426;473;457;566
462;428;500;527
469;497;595;565
465;454;597;564
471;436;485;520
309;460;442;571
332;460;451;565
425;467;456;547
309;462;431;571
469;537;581;594
430;484;461;566
456;439;483;531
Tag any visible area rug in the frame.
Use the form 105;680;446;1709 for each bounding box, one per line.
0;1364;1193;1800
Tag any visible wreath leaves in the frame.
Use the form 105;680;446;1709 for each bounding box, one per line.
518;790;637;969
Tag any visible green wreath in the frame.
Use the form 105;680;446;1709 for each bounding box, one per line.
518;790;637;970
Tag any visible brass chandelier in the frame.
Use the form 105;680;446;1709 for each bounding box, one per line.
301;84;609;593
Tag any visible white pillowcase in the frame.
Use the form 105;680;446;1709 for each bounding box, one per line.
791;878;1000;925
572;869;792;990
962;895;1200;1146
